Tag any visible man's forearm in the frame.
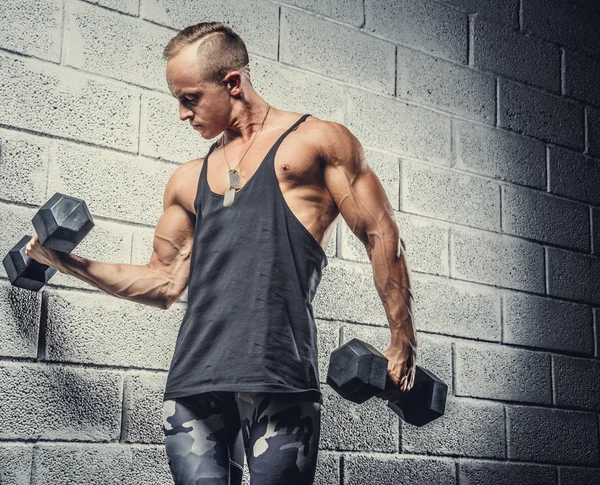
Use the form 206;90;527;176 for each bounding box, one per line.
367;230;416;348
55;252;171;310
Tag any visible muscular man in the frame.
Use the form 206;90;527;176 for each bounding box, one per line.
25;21;417;485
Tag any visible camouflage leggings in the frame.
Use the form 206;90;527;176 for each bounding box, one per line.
162;391;321;485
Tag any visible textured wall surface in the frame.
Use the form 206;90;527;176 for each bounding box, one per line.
1;0;600;484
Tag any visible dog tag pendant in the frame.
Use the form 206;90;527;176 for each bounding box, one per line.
228;169;240;189
223;188;235;207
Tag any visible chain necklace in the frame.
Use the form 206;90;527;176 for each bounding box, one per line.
218;103;271;207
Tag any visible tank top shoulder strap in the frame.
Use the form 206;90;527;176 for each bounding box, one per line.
269;114;311;154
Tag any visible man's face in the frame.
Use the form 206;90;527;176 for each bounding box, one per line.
166;45;232;139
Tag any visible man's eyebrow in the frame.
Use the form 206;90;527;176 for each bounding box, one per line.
172;89;199;98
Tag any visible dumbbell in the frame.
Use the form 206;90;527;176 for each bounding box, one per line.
326;338;448;427
2;192;94;292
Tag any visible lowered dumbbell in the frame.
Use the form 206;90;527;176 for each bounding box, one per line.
2;192;94;291
326;338;448;427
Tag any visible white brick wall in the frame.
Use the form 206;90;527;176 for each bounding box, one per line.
1;0;599;483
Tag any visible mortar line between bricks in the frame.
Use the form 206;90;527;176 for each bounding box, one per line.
495;78;500;128
361;0;366;29
339;454;344;485
518;0;523;31
467;14;474;67
119;378;127;443
59;0;66;65
560;48;566;96
455;461;460;484
137;0;141;17
136;93;142;155
544;246;549;295
545;145;551;192
36;291;49;361
551;354;556;406
277;5;281;62
585;108;589;155
594;310;598;358
77;0;141;19
504;405;509;459
590;206;595;255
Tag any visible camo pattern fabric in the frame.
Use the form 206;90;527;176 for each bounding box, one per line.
162;391;321;485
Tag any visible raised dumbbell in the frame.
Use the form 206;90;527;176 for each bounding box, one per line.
326;338;448;427
2;192;94;291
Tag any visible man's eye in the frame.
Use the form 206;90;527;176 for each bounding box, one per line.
184;97;196;103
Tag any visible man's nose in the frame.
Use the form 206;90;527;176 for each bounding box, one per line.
178;102;193;121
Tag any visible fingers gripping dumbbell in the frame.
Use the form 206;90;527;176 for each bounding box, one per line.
2;192;94;292
326;338;448;427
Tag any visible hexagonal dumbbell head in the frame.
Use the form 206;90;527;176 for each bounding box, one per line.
326;338;388;404
32;192;94;253
387;366;448;427
2;235;57;291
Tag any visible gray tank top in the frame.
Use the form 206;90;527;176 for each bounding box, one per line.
163;114;327;404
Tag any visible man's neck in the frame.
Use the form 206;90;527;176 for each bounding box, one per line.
222;96;273;146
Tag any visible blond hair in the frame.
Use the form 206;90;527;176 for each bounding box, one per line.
163;21;250;86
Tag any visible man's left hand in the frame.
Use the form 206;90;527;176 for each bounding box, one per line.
376;340;417;401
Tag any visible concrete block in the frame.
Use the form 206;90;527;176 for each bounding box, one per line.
343;454;455;484
0;361;121;441
587;107;600;158
0;0;62;62
346;87;451;165
435;0;519;26
459;460;556;485
280;8;395;96
396;212;450;276
403;396;505;458
123;371;167;444
364;0;467;63
0;129;50;206
0;54;140;152
455;341;552;404
412;274;501;342
559;466;600;485
279;0;363;26
453;121;546;189
0;281;41;358
81;0;139;16
140;0;279;60
503;291;594;355
522;0;600;61
507;404;599;465
499;78;584;150
139;90;212;164
63;0;173;92
549;146;600;205
44;289;181;367
250;57;346;125
401;159;500;231
48;140;172;227
564;50;600;107
312;259;388;326
320;385;399;452
31;443;171;485
473;17;560;93
314;451;340;485
553;354;600;412
451;226;545;293
0;444;33;485
547;247;600;305
397;46;496;124
501;185;590;251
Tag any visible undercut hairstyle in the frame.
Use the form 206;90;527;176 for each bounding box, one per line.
162;21;251;86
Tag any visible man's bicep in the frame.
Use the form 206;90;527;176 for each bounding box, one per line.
147;168;196;303
322;124;397;249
